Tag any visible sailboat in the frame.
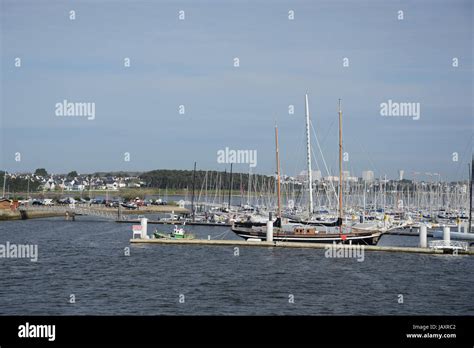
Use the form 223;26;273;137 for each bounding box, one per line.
231;95;383;245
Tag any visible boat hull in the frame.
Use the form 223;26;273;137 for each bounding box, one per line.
231;227;381;245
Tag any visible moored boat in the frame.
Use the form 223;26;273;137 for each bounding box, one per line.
154;225;194;239
232;218;382;245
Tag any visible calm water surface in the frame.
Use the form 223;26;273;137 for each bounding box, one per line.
0;217;472;315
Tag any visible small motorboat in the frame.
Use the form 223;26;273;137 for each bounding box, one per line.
154;224;194;240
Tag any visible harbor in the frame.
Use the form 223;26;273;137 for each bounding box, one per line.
2;94;473;254
1;1;473;345
123;93;473;255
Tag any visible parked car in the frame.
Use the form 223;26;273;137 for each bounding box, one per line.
32;200;43;206
106;200;121;208
91;199;106;205
58;197;75;205
42;199;54;206
121;202;137;210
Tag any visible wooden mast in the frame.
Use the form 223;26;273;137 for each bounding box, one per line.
228;163;233;210
191;162;197;221
275;124;282;219
338;99;343;232
469;156;473;233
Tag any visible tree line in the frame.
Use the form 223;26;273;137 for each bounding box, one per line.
139;169;275;192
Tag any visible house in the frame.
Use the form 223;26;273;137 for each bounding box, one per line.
43;179;56;191
105;179;119;190
74;184;85;191
64;180;75;191
64;180;85;191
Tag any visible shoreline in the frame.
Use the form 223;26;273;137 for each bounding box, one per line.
0;205;189;221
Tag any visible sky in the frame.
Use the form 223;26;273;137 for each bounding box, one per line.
0;0;472;181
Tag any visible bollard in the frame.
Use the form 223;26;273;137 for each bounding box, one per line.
266;220;273;242
419;224;427;248
443;226;450;244
140;217;148;239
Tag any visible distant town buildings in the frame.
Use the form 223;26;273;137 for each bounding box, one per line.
4;173;144;192
362;170;375;182
324;175;339;182
399;170;405;181
297;170;322;182
324;172;357;182
4;168;467;198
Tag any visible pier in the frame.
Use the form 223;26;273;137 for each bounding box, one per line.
129;218;473;255
129;238;474;255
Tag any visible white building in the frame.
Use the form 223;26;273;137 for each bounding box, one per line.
398;170;405;181
43;180;56;191
106;182;119;190
362;170;375;182
297;170;322;182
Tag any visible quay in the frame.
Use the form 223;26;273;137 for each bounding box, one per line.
129;238;474;255
117;219;230;226
0;205;189;221
385;229;433;237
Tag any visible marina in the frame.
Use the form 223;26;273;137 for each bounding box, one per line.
129;215;474;255
0;1;472;345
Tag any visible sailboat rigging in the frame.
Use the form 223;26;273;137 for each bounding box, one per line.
231;94;384;245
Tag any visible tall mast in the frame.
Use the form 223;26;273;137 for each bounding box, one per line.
222;168;226;208
191;162;196;221
2;171;6;198
247;167;251;205
338;99;343;229
275;124;282;218
228;163;233;210
469;156;473;233
305;94;314;216
363;179;366;223
240;173;243;206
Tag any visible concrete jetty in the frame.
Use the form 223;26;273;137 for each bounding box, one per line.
129;238;474;255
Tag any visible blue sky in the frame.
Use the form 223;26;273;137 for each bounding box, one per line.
1;0;472;181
